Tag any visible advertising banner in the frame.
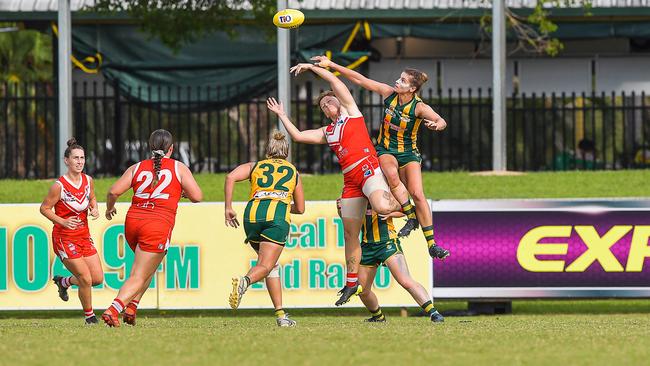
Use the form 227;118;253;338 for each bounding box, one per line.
0;202;431;310
431;200;650;299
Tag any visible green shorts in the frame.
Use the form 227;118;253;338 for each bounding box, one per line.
375;145;422;168
243;220;289;245
360;238;403;267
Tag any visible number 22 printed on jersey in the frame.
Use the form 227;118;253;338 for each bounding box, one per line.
134;169;173;200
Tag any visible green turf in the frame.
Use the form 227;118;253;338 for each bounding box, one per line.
2;171;648;365
1;302;649;365
1;170;648;203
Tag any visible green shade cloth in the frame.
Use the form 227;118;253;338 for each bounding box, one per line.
68;21;650;104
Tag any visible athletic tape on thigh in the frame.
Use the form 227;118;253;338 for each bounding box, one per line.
340;197;367;219
362;168;390;198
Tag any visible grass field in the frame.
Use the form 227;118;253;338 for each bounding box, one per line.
1;170;648;365
1;301;649;365
0;170;648;203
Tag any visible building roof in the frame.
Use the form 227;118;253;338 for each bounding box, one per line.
0;0;92;11
1;0;648;12
288;0;650;10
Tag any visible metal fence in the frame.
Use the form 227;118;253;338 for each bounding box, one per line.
1;81;648;179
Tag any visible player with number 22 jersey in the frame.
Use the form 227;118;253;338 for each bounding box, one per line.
125;158;183;253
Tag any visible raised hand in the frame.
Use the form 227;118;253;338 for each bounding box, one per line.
311;55;331;68
289;63;314;76
266;97;286;117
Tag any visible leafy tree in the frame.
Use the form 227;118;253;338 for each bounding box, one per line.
91;1;592;57
90;0;277;52
481;0;592;56
0;23;52;82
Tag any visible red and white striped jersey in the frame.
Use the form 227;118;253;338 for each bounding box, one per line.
324;115;377;172
53;174;91;238
126;158;183;225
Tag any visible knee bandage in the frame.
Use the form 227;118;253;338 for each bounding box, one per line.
268;264;280;278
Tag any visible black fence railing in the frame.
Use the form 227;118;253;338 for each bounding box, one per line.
1;81;648;179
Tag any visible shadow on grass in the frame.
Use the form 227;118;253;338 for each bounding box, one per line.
512;299;650;315
1;300;649;319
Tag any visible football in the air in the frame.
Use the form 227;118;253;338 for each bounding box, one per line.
273;9;305;29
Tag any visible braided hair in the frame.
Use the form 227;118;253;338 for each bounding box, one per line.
148;129;173;187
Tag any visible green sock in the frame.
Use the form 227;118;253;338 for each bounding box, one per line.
422;225;435;248
401;200;417;220
274;308;286;318
421;300;436;316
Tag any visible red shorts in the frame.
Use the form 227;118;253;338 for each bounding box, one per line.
124;216;173;253
52;235;97;260
341;155;381;199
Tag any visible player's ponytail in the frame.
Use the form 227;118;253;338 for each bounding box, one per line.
64;137;84;158
149;129;173;187
266;130;289;159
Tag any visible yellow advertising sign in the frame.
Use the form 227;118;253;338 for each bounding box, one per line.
0;202;432;310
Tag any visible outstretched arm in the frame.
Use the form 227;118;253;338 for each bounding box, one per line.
311;55;394;98
267;97;326;144
290;63;361;117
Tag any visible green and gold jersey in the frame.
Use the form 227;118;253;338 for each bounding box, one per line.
244;158;298;224
362;204;398;244
377;92;423;152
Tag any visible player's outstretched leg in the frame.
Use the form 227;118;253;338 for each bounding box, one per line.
385;253;445;323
